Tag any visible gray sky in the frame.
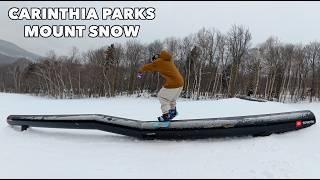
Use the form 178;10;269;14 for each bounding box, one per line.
1;1;320;56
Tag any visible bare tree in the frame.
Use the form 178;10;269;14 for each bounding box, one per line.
125;40;144;94
304;42;320;102
227;25;252;97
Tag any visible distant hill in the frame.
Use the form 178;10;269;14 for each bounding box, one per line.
0;53;18;65
0;39;41;62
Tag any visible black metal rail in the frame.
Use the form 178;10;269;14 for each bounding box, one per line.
7;110;316;140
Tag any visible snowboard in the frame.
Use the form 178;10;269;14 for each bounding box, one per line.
154;113;177;128
153;120;171;128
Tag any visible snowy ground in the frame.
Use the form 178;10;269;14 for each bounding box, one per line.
0;92;319;178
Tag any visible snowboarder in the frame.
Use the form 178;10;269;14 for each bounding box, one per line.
137;50;184;122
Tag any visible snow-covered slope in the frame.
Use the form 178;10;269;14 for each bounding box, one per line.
0;93;319;178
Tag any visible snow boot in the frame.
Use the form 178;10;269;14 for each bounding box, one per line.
169;107;178;119
158;113;172;122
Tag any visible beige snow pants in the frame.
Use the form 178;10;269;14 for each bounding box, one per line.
158;87;183;114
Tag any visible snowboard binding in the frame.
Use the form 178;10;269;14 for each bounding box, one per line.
158;113;172;122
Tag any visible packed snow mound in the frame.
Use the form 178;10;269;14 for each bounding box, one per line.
0;93;319;178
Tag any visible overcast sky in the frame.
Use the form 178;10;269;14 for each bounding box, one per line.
1;1;320;56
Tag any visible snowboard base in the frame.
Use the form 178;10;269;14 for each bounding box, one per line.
153;121;171;128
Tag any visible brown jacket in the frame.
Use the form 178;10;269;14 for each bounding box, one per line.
139;50;184;89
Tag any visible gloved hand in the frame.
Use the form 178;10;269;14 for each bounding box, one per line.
137;72;143;79
152;54;159;61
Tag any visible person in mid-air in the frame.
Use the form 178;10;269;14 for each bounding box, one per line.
137;50;184;122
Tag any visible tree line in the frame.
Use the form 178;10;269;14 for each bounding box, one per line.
1;25;320;102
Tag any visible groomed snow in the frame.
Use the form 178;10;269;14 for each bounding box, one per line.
0;93;319;178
